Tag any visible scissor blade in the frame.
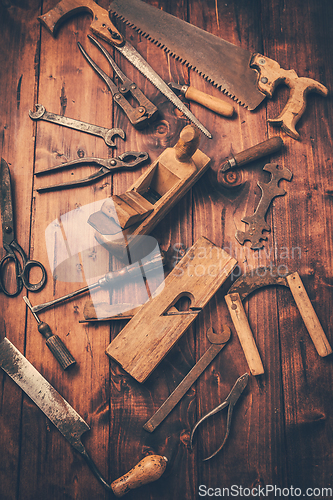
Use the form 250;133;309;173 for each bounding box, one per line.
1;158;15;246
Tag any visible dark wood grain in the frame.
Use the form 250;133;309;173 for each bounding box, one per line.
0;0;332;499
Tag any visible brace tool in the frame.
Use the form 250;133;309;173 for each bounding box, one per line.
235;163;293;250
0;337;167;495
78;35;158;129
225;266;332;376
29;104;125;147
35;151;149;192
23;296;76;370
168;82;234;117
0;159;47;297
143;326;231;433
30;250;164;314
38;0;213;139
190;373;249;461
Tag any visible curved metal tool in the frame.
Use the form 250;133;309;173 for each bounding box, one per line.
235;163;292;250
190;373;249;461
35;151;149;192
78;36;159;128
143;326;231;433
29;104;125;147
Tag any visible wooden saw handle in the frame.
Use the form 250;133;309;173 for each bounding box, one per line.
251;54;328;140
38;0;124;46
225;293;264;376
184;86;234;117
111;455;168;497
286;272;332;357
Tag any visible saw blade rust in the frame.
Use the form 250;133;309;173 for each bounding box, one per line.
110;0;265;110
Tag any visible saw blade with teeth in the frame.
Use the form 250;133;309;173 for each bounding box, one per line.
110;0;265;110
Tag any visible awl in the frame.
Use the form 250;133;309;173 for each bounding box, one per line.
0;337;167;495
110;0;328;140
38;0;212;139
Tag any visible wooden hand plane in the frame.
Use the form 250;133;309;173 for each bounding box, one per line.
106;237;237;383
87;125;211;259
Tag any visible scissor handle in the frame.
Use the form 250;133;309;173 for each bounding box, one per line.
1;240;47;295
0;250;24;297
19;259;47;292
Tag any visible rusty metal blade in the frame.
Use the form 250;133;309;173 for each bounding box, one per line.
0;338;89;453
228;266;290;301
143;326;231;432
110;0;265;110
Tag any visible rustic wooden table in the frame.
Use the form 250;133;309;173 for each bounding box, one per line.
1;1;332;499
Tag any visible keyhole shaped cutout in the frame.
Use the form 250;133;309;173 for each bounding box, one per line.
162;292;197;316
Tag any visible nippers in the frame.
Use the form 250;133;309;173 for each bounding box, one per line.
78;35;159;128
190;373;249;461
35;151;149;192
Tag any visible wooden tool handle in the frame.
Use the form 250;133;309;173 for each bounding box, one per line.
38;0;124;46
286;272;332;357
111;455;168;497
233;137;283;167
225;293;264;376
251;54;328;140
174;125;201;161
184;86;234;117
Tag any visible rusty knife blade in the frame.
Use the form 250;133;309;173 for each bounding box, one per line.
110;0;265;110
0;337;89;454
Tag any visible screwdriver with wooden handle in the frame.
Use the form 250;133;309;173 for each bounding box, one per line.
168;82;234;117
23;296;76;370
218;136;284;180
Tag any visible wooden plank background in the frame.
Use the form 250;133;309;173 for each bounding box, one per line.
0;0;332;499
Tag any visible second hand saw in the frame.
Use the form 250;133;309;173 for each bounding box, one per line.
110;0;328;140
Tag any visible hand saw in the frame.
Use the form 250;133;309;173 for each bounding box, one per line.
37;0;212;138
110;0;328;140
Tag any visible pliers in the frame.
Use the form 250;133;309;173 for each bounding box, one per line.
78;35;159;129
35;151;149;192
190;373;249;461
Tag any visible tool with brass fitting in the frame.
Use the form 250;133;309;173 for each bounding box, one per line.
218;137;283;176
78;35;159;129
168;82;234;117
23;296;76;370
143;326;231;433
190;373;249;461
35;151;149;192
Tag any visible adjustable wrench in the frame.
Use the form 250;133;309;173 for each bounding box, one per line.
29;104;125;147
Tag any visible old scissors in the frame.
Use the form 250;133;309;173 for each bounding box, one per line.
78;35;159;129
0;159;47;296
35;151;149;192
190;373;249;461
